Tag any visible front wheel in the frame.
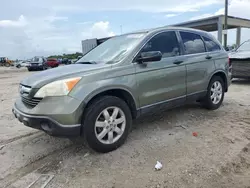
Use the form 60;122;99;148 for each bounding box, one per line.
202;76;225;110
82;96;132;153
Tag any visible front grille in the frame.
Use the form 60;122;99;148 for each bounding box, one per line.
231;59;250;77
21;96;42;107
19;84;42;107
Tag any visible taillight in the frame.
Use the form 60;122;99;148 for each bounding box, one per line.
228;57;231;67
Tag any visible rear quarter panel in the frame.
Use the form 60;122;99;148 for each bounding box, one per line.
212;51;230;86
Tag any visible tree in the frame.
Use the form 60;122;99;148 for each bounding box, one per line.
48;52;83;59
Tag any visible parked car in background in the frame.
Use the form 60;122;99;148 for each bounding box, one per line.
57;58;62;64
225;45;236;52
46;58;59;68
27;56;47;71
13;27;231;153
62;58;71;65
229;39;250;79
15;61;28;68
71;59;78;64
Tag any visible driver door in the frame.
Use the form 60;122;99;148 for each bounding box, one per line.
135;31;187;113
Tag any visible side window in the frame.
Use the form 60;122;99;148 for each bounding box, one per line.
203;36;221;52
141;31;180;58
180;32;206;55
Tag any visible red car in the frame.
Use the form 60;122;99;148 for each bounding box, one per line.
46;58;59;68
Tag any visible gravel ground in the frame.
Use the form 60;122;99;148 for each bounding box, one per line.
0;67;250;188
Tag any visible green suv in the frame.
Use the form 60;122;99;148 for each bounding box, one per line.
13;27;231;153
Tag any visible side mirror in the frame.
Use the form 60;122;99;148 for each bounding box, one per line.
137;51;162;63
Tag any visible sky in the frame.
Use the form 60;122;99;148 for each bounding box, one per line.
1;0;250;59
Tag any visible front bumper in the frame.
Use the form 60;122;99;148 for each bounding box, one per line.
12;96;85;137
12;107;81;137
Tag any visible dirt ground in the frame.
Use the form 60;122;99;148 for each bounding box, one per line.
0;67;250;188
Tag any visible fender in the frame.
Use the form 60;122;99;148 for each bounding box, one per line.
207;69;228;92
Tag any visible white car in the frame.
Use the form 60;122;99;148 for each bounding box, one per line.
229;39;250;79
15;61;28;68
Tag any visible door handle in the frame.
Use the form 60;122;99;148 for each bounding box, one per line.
173;60;183;65
205;55;212;60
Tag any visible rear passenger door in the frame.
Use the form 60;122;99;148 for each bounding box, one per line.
135;31;187;112
178;31;215;100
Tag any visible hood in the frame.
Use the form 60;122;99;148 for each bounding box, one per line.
229;51;250;59
21;64;109;88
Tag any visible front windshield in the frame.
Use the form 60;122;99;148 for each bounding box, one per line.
77;33;146;64
237;40;250;51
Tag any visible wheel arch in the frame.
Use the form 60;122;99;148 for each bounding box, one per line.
84;88;138;119
209;71;228;92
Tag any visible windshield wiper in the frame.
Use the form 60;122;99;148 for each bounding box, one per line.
76;61;97;64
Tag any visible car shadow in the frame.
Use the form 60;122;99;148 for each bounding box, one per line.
131;102;224;137
232;78;250;85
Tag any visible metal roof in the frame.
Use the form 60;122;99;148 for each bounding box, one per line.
172;15;250;32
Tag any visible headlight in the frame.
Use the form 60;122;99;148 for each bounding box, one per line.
34;77;81;98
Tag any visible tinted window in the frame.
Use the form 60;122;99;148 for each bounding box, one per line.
203;36;221;52
180;32;206;54
141;31;180;58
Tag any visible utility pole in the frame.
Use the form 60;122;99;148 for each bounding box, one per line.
224;0;228;48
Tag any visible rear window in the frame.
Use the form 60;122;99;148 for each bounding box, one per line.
32;57;43;62
180;32;206;55
202;36;221;52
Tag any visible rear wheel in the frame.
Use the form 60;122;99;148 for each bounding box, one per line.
82;96;132;153
27;68;32;71
202;76;225;110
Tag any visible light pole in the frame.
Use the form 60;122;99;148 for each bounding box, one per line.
224;0;228;48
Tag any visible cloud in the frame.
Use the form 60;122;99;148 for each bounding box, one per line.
51;0;222;13
0;15;27;27
189;13;215;21
190;0;250;21
1;0;249;59
45;16;68;22
87;21;115;38
165;14;178;18
0;16;114;59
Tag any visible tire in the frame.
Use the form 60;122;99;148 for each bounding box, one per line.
28;68;32;71
82;96;132;153
202;76;225;110
16;64;21;68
